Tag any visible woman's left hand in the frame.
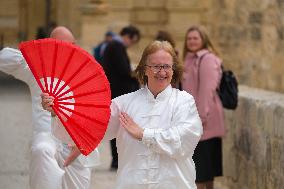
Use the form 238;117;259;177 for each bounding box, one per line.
119;112;144;141
64;145;81;167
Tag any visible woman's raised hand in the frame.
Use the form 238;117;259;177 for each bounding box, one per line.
41;93;56;116
119;112;144;141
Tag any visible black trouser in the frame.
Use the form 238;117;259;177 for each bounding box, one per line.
110;139;118;169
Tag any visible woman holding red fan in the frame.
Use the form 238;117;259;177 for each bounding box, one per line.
42;40;203;189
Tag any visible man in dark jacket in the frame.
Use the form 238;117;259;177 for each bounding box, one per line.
101;25;140;170
93;31;115;64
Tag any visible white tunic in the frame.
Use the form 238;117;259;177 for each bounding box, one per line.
104;85;203;189
0;47;99;189
0;47;51;133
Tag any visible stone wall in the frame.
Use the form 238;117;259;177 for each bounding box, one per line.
207;0;284;93
56;0;82;39
0;0;82;45
80;0;133;51
1;0;284;92
0;0;19;46
221;85;284;189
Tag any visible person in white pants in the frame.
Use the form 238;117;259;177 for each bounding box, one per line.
42;40;203;189
0;26;99;189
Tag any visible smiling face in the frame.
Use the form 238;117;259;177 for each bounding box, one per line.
186;30;203;53
145;49;173;96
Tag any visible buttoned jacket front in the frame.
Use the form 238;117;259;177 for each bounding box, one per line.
104;85;203;189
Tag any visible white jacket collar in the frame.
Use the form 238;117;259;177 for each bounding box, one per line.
144;84;172;102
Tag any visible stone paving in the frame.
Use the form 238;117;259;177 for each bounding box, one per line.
0;81;117;189
0;81;227;189
90;142;116;189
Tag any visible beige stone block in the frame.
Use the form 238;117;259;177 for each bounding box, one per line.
262;105;274;136
281;75;284;91
222;113;238;180
0;0;18;16
223;0;243;12
108;12;130;25
262;26;278;55
138;24;166;38
109;0;133;9
272;105;284;138
244;0;271;11
167;12;203;38
80;11;130;52
132;0;148;8
0;17;18;28
148;0;167;8
0;28;18;47
220;86;284;189
133;0;167;9
166;0;208;10
132;10;167;24
57;0;82;38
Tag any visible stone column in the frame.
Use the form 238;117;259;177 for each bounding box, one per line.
129;0;168;64
56;0;82;39
0;0;20;46
165;0;210;56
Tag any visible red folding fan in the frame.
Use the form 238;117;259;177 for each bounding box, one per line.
19;38;111;156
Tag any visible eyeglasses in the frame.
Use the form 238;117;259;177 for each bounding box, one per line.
146;64;173;73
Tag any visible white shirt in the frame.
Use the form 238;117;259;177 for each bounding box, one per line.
0;47;99;167
104;85;203;189
0;47;51;133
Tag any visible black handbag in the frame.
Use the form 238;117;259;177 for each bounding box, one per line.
198;54;238;110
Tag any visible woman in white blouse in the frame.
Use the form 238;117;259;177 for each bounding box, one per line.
42;40;203;189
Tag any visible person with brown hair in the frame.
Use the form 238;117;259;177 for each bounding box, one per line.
181;25;225;189
155;30;179;56
42;40;203;188
155;30;176;48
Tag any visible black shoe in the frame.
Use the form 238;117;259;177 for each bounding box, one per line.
111;159;118;168
109;166;117;171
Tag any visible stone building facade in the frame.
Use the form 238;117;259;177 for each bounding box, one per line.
0;0;82;46
80;0;284;93
1;0;284;93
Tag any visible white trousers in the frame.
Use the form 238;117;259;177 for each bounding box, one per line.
30;132;92;189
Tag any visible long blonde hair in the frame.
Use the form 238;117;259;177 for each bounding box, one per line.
182;25;219;60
